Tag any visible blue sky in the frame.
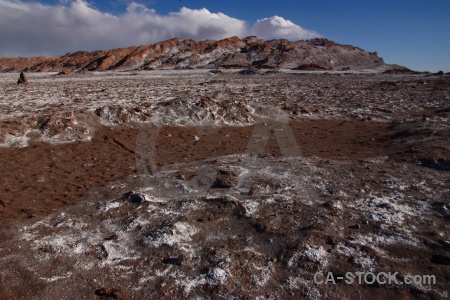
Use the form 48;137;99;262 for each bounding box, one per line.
1;0;449;72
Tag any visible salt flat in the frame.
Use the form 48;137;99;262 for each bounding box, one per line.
0;70;449;299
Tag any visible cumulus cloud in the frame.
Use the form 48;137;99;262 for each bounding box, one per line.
252;16;320;40
0;0;320;57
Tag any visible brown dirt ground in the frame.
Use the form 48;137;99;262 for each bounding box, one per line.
0;118;397;223
2;116;448;300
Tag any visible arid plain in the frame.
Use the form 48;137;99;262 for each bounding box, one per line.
0;70;449;299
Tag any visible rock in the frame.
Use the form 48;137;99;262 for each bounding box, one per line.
38;245;55;253
323;200;342;211
211;175;237;188
211;170;238;189
37;112;76;136
293;64;330;71
238;69;258;75
325;236;339;246
438;239;450;249
431;254;450;265
56;69;71;75
236;187;253;196
377;108;393;113
419;157;450;171
95;105;146;124
94;287;120;298
422;238;441;249
17;71;28;85
89;244;108;260
390;130;414;139
162;254;184;266
104;233;118;241
123;191;145;204
142;220;174;246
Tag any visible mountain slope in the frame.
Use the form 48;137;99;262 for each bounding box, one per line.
0;36;385;72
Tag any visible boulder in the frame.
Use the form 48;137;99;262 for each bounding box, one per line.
17;71;28;85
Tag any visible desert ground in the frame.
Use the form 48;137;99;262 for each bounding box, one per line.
0;70;449;299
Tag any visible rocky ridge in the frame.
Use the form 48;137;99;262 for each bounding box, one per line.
0;37;386;72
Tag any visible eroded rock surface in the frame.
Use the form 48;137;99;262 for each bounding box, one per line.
0;37;387;72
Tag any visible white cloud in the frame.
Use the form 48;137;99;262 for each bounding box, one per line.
252;16;320;40
0;0;320;57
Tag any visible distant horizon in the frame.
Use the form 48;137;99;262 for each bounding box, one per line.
0;0;448;72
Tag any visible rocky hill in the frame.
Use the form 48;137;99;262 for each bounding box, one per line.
0;36;386;72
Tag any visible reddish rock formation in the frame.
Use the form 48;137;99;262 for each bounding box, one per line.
0;37;387;72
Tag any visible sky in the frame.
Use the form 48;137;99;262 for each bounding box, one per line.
0;0;449;72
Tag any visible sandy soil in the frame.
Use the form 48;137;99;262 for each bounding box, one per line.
0;70;449;299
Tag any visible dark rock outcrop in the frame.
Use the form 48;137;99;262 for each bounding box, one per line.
17;71;28;85
293;63;331;71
